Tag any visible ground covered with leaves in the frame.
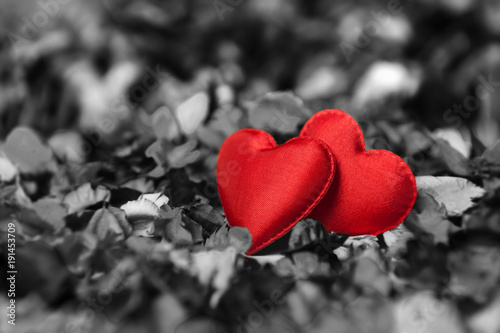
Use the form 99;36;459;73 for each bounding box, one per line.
1;0;500;332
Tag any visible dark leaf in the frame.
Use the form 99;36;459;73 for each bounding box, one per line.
55;232;98;276
86;207;132;242
64;210;95;232
395;240;449;289
15;241;72;304
156;208;203;246
184;203;226;233
205;224;252;253
288;218;328;251
109;187;143;207
448;230;500;302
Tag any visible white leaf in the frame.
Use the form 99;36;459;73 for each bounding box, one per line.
120;197;160;222
250;254;285;266
175;92;209;135
416;176;485;216
433;127;471;158
139;193;170;208
0;153;17;182
352;62;420;110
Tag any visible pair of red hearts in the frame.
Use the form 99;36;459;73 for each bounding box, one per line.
217;109;417;254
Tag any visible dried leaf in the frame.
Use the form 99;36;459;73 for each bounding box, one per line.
139;192;170;208
248;91;310;134
152;106;180;140
190;248;237;307
55;232;98;276
205;224;252;253
0;153;17;182
433;140;470;176
86;207;132;241
62;183;111;214
483;140;500;164
433;127;471;158
416;176;485;216
159;207;199;245
120;196;161;222
32;198;68;232
175;92;209;135
1;127;54;174
405;191;453;244
287;218;328;251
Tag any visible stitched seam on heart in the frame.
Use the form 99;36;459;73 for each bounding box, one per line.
248;136;336;254
301;109;366;152
217;129;277;231
240;128;278;149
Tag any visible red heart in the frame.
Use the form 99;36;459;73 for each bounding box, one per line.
300;109;417;235
217;129;335;254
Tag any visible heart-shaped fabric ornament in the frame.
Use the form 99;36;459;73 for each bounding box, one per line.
217;129;335;254
300;109;417;235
